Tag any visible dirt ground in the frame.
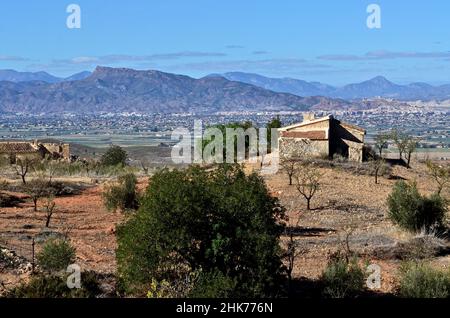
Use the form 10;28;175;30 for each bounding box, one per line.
1;160;449;296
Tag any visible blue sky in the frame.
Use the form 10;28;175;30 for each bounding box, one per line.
0;0;449;85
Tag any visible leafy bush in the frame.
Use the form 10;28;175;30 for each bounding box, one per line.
188;270;238;298
103;173;139;212
398;262;450;298
116;164;286;297
37;239;76;272
321;254;366;298
7;271;101;298
100;145;128;167
387;181;446;233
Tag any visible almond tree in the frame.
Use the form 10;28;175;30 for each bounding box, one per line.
374;132;389;158
404;138;418;169
426;160;450;195
295;163;321;210
23;177;50;211
391;129;409;161
14;158;35;184
44;196;56;227
280;158;299;186
370;158;385;184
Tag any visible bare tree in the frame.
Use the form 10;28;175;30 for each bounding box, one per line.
23;177;49;211
426;160;450;195
45;160;58;183
44;196;56;227
295;163;321;210
338;220;357;264
284;210;307;293
404;138;418;169
391;129;409;161
280;158;299;186
391;129;418;168
140;160;150;175
370;158;385;184
374;132;389;158
14;158;34;184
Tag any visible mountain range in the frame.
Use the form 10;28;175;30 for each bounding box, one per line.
218;72;450;101
0;67;352;114
1;67;448;115
0;70;92;83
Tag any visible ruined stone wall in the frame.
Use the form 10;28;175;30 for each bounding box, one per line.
62;144;70;160
279;138;329;159
42;143;70;160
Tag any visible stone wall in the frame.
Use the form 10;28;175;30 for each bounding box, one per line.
279;137;329;159
41;143;70;160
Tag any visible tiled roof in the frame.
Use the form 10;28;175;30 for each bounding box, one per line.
0;142;38;153
280;131;327;140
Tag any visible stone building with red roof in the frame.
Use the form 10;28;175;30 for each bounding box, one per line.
278;113;366;162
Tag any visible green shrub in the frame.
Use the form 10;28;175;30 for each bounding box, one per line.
116;164;286;297
398;262;450;298
387;181;446;233
7;271;101;298
188;270;238;298
37;239;76;272
103;173;139;212
101;145;128;167
321;254;366;298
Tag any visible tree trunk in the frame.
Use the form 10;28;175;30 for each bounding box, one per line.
45;215;51;227
21;175;26;184
33;199;37;212
306;198;311;210
406;154;411;169
289;175;292;186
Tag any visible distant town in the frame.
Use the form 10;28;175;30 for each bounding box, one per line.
1;103;448;157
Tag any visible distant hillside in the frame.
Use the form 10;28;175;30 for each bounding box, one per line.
0;70;62;83
217;72;450;101
0;66;352;114
0;69;92;83
214;72;335;97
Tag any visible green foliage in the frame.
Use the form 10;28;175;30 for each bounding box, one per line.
398;262;450;298
146;271;199;298
321;254;366;298
201;122;255;162
7;271;101;298
101;145;128;167
103;173;139;212
188;269;238;298
387;181;446;233
116;164;286;297
37;239;76;272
